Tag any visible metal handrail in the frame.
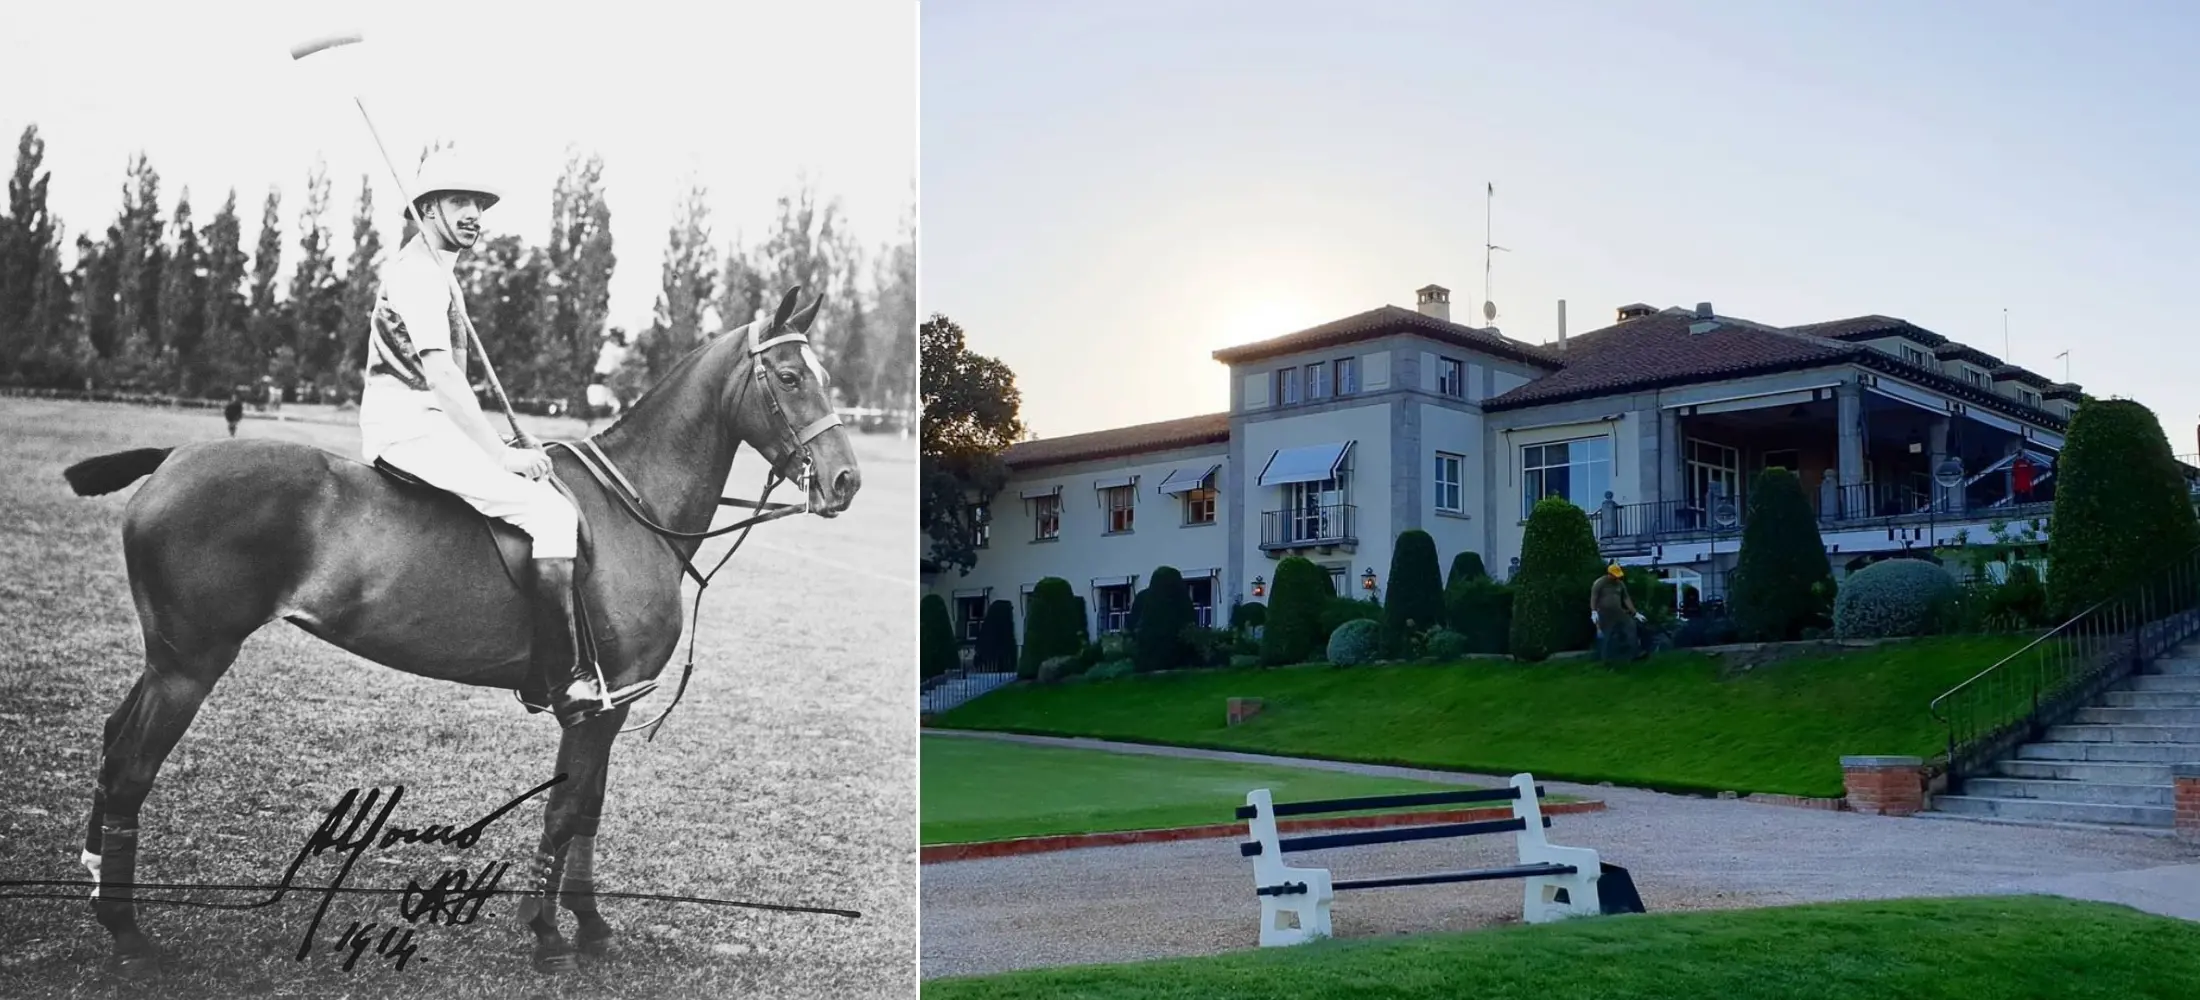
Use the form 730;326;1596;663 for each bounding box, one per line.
1928;543;2200;789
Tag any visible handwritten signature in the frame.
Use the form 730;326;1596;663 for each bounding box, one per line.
270;774;565;971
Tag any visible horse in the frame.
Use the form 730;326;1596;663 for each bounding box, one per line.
55;285;862;980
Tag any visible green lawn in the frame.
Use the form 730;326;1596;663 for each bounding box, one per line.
921;895;2200;999
922;736;1546;845
933;635;2034;798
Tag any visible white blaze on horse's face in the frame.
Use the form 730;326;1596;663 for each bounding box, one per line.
799;342;828;391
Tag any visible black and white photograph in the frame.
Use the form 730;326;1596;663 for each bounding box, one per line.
0;1;917;996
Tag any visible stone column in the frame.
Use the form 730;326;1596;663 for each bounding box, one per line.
1659;408;1684;505
1836;382;1866;491
1841;755;1926;816
1928;416;1958;514
2175;763;2200;841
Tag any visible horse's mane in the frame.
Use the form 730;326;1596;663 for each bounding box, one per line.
590;322;754;443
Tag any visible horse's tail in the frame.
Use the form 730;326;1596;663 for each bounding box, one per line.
63;447;175;497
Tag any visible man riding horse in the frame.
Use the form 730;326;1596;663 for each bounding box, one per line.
358;147;610;728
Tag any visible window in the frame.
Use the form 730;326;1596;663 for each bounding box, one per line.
1323;565;1347;595
1277;367;1301;405
1183;485;1217;525
1103;485;1135;533
954;595;987;643
1436;357;1464;397
2019;389;2040;408
1433;451;1464;513
971;502;990;549
1900;344;1929;368
1031;494;1060;541
1520;437;1613;519
1964;367;1991;389
1336;356;1358;395
1307;361;1331;400
1282;453;1352;544
1186;576;1215;628
1687;438;1741;508
1095;584;1134;633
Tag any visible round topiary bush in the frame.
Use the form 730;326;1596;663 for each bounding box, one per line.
1231;600;1267;632
1425;627;1470;661
1326;618;1382;665
1447;551;1489;588
1834;558;1960;638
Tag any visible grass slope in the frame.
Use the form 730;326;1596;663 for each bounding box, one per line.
935;636;2033;798
920;736;1558;845
0;399;914;999
922;895;2200;1000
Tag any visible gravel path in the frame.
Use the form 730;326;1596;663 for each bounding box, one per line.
920;731;2200;980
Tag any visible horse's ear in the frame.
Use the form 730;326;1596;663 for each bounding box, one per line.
771;286;803;331
790;294;823;334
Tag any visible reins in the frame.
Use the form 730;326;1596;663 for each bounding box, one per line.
547;322;842;741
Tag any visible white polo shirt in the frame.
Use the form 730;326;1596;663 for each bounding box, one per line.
359;237;471;461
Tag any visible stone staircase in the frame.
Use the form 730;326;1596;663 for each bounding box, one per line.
1932;642;2200;830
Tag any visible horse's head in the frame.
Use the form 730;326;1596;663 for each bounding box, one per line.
725;286;862;518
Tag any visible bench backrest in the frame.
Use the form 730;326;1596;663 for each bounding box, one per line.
1241;773;1556;867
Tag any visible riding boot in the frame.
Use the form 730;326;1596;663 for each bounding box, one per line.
530;557;612;728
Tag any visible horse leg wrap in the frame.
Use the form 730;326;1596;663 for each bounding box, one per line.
515;844;564;926
558;836;598;914
93;818;139;927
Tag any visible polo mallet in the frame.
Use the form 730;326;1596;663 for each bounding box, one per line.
288;28;537;449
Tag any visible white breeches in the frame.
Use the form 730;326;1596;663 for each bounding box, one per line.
375;431;577;560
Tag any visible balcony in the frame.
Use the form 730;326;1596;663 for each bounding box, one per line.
1596;481;2054;557
1262;503;1357;554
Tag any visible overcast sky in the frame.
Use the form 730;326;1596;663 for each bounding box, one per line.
923;1;2200;445
4;0;915;335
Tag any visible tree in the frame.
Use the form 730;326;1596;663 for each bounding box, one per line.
637;178;716;384
157;190;207;392
1447;551;1489;588
1383;529;1446;656
870;193;916;415
1260;556;1334;665
245;186;284;387
334;174;382;401
110;153;166;385
76;231;121;361
455;234;548;399
1508;497;1605;661
544;147;615;416
1728;467;1834;641
920;313;1023;576
196;189;249;392
1133;566;1197;672
1019;577;1086;677
287;159;344;396
1;124;56;369
2047;399;2200;619
919;594;958;680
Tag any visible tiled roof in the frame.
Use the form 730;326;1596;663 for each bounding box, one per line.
1789;315;1949;347
1991;364;2053;388
1482;308;1858;409
1210;305;1563;370
1004;411;1231;470
1933;342;1999;367
2044;382;2084;400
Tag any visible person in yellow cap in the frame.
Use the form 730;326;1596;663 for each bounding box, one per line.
356;146;611;728
1589;563;1646;662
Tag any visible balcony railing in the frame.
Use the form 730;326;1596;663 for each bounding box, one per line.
1596;481;2055;552
1261;503;1357;549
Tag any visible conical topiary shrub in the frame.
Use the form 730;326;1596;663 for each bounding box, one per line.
920;593;959;678
1508;496;1604;661
2047;398;2200;620
1260;556;1333;665
1447;551;1489;588
1019;577;1085;678
1729;466;1833;641
1134;565;1197;672
1383;530;1447;656
972;599;1018;673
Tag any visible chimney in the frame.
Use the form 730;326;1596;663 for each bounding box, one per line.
1416;284;1451;322
1557;299;1568;350
1616;302;1658;321
1696;301;1713;319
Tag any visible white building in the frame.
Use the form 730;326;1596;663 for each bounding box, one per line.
923;284;2092;645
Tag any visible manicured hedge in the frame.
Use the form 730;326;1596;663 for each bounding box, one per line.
1729;467;1833;641
1508;497;1603;661
1383;529;1446;656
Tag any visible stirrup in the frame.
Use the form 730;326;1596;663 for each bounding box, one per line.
516;678;660;719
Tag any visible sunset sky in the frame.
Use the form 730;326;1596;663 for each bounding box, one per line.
922;1;2200;445
2;0;916;335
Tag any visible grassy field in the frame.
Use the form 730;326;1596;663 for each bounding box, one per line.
918;895;2200;999
933;636;2033;798
0;398;916;998
919;736;1574;845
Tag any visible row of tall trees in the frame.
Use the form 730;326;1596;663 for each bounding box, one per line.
0;124;915;417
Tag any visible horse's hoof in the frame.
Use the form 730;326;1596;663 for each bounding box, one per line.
576;930;613;958
106;942;161;981
531;942;579;974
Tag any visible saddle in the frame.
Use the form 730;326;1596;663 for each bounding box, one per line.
369;458;651;715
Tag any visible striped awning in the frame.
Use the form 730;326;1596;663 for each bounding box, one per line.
1258;441;1352;487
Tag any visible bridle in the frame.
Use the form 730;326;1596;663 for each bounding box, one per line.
548;319;842;738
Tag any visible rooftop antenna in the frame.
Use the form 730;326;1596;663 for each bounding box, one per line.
2055;349;2070;383
2002;307;2009;360
1482;181;1508;326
